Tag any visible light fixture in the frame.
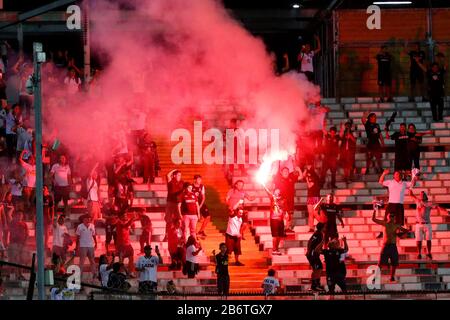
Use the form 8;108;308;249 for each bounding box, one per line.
373;1;412;4
292;4;301;9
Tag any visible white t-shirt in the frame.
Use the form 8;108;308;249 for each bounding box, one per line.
53;224;69;247
21;162;36;188
99;264;112;287
226;215;243;237
51;164;71;187
383;180;412;204
9;179;22;196
135;255;159;282
300;51;315;73
86;178;99;202
186;245;199;264
76;223;95;248
262;276;280;295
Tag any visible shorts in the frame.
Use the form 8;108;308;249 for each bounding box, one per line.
52;245;67;262
385;203;405;225
410;70;424;85
54;186;71;204
379;243;399;267
117;244;134;258
301;71;314;82
140;230;150;243
378;72;391;86
225;234;242;256
415;223;432;241
307;197;320;206
8;243;25;262
270;219;285;238
200;205;210;218
79;247;95;259
12;195;23;207
138;281;157;294
306;253;323;270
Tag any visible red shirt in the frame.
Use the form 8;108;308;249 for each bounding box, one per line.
168;226;184;254
270;196;286;221
115;220;133;246
182;191;198;215
167;180;184;203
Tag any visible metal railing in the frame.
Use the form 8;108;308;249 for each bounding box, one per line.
87;288;450;300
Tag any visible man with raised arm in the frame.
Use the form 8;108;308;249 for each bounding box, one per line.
409;190;446;260
379;169;417;227
313;194;344;246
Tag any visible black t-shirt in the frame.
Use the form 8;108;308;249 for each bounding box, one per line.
307;230;323;256
107;272;128;289
364;122;382;147
105;220;117;234
215;253;229;276
305;169;320;198
409;50;426;73
323;133;341;155
407;132;422;152
390;132;409;154
322;248;346;274
376;53;392;74
340;133;356;152
167;179;184;203
427;69;445;97
320;204;341;228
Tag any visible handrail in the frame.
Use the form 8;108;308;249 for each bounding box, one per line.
87;288;450;298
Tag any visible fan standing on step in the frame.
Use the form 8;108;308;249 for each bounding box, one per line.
225;180;255;241
263;186;286;256
409;190;446;260
164;169;184;242
306;222;326;292
378;169;418;227
372;207;409;282
313;194;345;247
192;175;210;238
362;112;384;175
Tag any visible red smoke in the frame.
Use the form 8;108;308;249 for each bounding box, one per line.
43;0;320;161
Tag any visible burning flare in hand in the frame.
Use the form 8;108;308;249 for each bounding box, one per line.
255;150;289;186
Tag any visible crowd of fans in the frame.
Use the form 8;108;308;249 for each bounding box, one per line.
0;36;448;299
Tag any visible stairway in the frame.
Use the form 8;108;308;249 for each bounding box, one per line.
154;132;271;291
